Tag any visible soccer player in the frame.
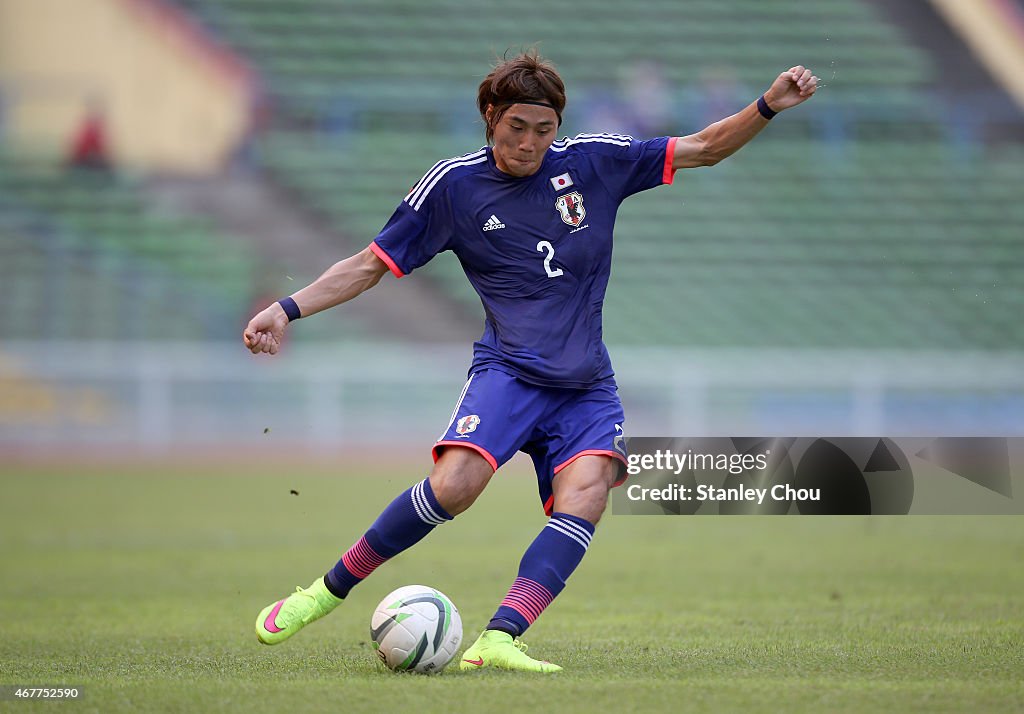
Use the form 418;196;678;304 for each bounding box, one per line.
244;51;817;672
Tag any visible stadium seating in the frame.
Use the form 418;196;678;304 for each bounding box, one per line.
161;0;1023;349
179;0;933;98
260;131;1024;349
0;153;259;340
610;139;1024;349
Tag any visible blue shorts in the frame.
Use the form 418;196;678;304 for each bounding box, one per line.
431;369;629;515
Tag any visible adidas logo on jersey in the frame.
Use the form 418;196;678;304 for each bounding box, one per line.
482;214;506;231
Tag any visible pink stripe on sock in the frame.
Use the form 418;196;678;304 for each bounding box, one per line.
504;597;544;622
515;578;551;598
341;536;388;579
504;597;542;621
500;577;554;624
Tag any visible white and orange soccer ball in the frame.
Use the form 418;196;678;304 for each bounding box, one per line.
370;585;463;673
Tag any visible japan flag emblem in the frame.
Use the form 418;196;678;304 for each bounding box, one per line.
549;172;574;190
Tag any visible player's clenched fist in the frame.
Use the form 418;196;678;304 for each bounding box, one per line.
243;303;288;355
763;65;819;112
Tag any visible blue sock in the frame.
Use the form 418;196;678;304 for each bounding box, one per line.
324;478;453;598
487;512;595;636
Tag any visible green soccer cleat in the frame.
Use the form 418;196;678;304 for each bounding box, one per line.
255;576;343;645
459;630;563;673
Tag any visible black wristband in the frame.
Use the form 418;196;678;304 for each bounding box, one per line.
757;95;777;120
278;297;301;322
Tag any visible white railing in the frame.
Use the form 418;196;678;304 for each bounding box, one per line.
2;341;1022;452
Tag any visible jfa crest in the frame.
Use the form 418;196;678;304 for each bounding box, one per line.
456;414;480;437
554;192;586;227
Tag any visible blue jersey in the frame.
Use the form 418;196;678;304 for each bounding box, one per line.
370;133;678;389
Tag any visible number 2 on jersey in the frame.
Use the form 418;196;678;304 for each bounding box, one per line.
536;240;563;278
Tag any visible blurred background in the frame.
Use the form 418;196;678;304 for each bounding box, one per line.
2;0;1024;457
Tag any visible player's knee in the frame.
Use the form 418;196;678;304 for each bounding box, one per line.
552;476;612;525
552;457;618;524
429;447;494;516
569;480;612;525
430;476;476;516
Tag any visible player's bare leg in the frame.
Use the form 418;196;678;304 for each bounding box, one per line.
549;454;618;525
428;446;495;515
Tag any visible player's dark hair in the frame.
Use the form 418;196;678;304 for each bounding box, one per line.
478;49;566;143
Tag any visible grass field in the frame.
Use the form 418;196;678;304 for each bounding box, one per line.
1;458;1022;713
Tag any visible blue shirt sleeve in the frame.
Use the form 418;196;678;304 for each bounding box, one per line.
587;135;676;203
371;183;455;278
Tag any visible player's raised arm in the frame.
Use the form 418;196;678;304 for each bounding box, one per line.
243;245;389;355
673;65;818;170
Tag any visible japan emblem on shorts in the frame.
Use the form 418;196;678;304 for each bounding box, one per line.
554;191;586;227
456;414;480;437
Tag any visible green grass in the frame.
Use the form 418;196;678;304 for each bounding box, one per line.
1;459;1022;713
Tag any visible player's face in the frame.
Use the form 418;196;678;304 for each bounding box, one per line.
489;104;559;177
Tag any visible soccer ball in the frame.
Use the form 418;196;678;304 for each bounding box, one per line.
370;585;462;673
